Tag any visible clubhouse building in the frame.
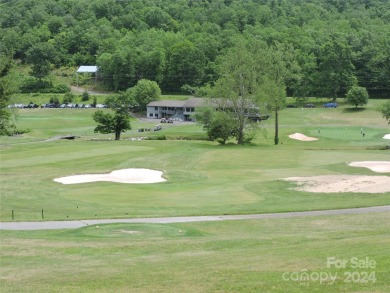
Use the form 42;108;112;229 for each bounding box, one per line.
146;97;269;122
146;97;206;121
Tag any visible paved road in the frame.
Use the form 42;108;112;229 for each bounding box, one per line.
1;205;389;230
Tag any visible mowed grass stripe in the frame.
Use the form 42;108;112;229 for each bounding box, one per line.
1;212;389;292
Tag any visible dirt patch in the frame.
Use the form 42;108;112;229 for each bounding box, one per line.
284;175;390;193
116;229;141;234
70;86;108;95
54;168;166;184
289;133;318;141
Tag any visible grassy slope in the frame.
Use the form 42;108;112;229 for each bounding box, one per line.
1;212;389;292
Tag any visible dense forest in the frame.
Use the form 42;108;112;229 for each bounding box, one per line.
0;0;389;97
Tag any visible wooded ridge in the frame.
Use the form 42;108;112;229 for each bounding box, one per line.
1;0;389;97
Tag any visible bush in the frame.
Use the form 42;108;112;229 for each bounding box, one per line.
146;135;167;140
20;79;52;93
49;97;60;106
81;91;90;101
51;84;70;93
20;78;70;93
156;135;167;140
63;92;75;104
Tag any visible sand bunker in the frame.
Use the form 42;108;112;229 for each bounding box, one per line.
289;133;318;141
384;134;390;139
54;168;166;184
284;161;390;193
284;175;390;193
348;161;390;173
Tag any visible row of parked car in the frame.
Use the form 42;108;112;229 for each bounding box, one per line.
286;102;338;108
54;103;107;109
7;103;39;109
8;103;108;109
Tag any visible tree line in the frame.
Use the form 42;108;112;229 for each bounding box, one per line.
1;0;390;140
1;0;390;97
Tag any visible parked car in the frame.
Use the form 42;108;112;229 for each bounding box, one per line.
323;102;338;108
42;103;57;108
161;118;173;123
304;103;315;108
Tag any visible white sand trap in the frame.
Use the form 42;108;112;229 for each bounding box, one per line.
384;134;390;139
289;133;318;141
348;161;390;173
54;168;166;184
284;175;390;193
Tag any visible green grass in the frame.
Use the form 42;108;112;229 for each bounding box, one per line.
0;98;389;292
0;99;389;221
1;212;389;292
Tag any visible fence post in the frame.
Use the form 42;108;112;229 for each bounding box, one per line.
12;210;14;220
42;209;44;219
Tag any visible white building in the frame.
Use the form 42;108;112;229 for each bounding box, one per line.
146;97;206;121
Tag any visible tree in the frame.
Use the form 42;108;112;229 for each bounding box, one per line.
26;42;56;81
164;40;206;93
0;56;18;136
130;79;161;111
378;101;390;124
93;110;131;140
207;111;238;144
136;49;166;84
260;43;298;145
346;86;369;108
313;33;357;98
144;7;177;31
81;90;90;101
194;106;214;139
261;77;286;145
213;39;264;145
97;47;138;91
92;95;132;140
195;107;238;143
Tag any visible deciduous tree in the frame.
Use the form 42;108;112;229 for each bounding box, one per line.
26;42;56;80
130;79;161;111
0;57;18;135
213;39;264;145
207;111;238;144
92;95;132;140
346;86;369;108
93;110;131;140
378;101;390;124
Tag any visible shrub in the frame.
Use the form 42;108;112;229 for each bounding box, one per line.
62;92;75;104
20;79;70;93
51;84;70;93
82;91;90;101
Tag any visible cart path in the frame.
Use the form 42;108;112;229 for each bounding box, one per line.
1;205;389;230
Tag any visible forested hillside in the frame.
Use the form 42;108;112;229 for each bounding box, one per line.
0;0;389;97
